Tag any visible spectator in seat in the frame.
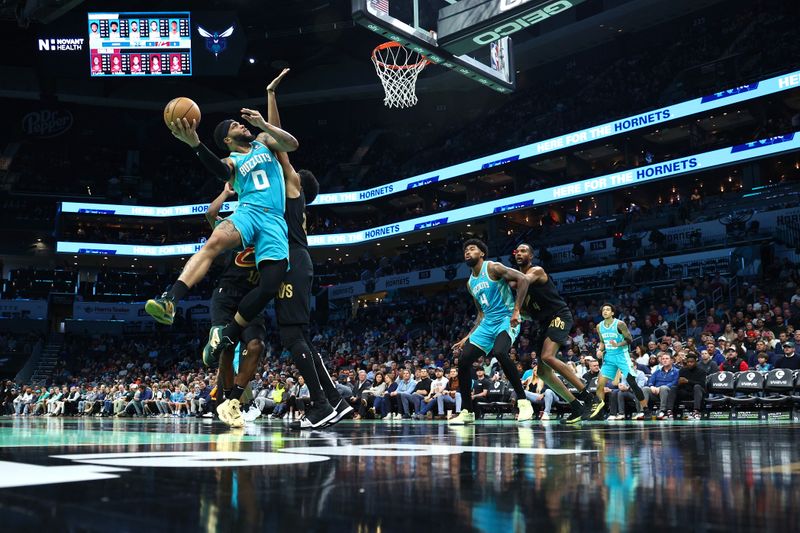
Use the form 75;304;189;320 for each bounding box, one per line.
155;385;172;417
418;367;448;419
111;384;127;415
120;384;143;417
29;387;49;416
140;383;154;415
13;387;33;416
676;353;707;419
169;385;188;416
253;384;276;415
79;387;97;416
471;367;492;419
360;372;386;419
747;340;775;367
645;353;679;420
374;374;398;419
754;353;772;373
584;358;601;382
191;381;211;417
47;387;66;416
437;367;462;417
697;349;718;376
406;368;432;419
394;369;418;419
348;370;373;420
720;347;748;372
775;342;800;370
522;364;558;420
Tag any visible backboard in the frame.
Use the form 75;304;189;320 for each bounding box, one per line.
352;0;516;93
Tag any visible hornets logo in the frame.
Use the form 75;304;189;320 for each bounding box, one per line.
234;247;256;268
197;25;235;58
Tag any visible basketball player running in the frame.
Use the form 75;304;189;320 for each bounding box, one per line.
588;304;646;420
199;182;265;428
513;244;595;423
264;68;350;428
146;100;299;376
449;239;534;425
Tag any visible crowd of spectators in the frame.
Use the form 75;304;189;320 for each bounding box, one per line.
4;256;800;421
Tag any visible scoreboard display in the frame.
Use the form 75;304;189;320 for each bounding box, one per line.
88;12;191;77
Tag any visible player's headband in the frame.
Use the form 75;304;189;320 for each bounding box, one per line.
214;119;234;151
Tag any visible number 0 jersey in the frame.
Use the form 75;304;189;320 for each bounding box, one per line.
228;140;286;213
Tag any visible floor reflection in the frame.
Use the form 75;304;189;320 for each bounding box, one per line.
1;418;798;532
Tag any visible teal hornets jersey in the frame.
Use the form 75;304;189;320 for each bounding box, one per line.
228;140;286;212
468;261;515;322
600;318;627;359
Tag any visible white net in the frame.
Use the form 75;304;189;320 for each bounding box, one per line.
371;42;429;108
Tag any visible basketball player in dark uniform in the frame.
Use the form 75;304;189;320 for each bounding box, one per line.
513;243;595;423
202;182;265;428
267;68;351;429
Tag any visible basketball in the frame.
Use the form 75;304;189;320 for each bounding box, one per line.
163;97;201;127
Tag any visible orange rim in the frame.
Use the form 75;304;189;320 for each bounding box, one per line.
371;41;431;70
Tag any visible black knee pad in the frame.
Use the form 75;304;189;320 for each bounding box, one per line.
626;374;645;401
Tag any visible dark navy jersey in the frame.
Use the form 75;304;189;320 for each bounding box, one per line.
216;246;260;291
285;191;308;249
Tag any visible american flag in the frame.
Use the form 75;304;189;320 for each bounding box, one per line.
371;0;389;14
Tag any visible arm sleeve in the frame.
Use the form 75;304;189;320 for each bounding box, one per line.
194;142;231;181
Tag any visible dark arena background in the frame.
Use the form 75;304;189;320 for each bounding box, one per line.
2;0;800;531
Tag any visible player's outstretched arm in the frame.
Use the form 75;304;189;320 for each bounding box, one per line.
168;118;233;182
204;181;236;230
265;69;301;197
240;108;299;152
488;261;529;327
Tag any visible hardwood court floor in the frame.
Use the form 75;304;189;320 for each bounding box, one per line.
1;416;798;532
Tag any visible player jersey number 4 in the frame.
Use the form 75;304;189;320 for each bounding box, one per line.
468;261;514;322
229;140;286;212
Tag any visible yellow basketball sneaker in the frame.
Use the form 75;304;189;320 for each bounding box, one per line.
217;399;245;428
517;399;534;422
144;294;175;325
447;410;475;425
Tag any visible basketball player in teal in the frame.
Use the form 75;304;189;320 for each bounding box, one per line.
146;102;298;410
586;304;645;420
147;111;296;321
449;239;534;425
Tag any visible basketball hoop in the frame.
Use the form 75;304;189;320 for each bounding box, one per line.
371;41;430;108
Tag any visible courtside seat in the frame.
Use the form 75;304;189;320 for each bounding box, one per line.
729;371;765;416
482;381;514;419
760;369;794;410
705;371;736;415
792;370;800;405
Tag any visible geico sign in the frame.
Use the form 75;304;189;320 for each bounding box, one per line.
473;1;575;46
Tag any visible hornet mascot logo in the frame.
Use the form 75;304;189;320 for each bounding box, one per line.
197;25;234;58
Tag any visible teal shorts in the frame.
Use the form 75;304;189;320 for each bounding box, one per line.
227;203;289;265
601;353;634;380
469;316;519;354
